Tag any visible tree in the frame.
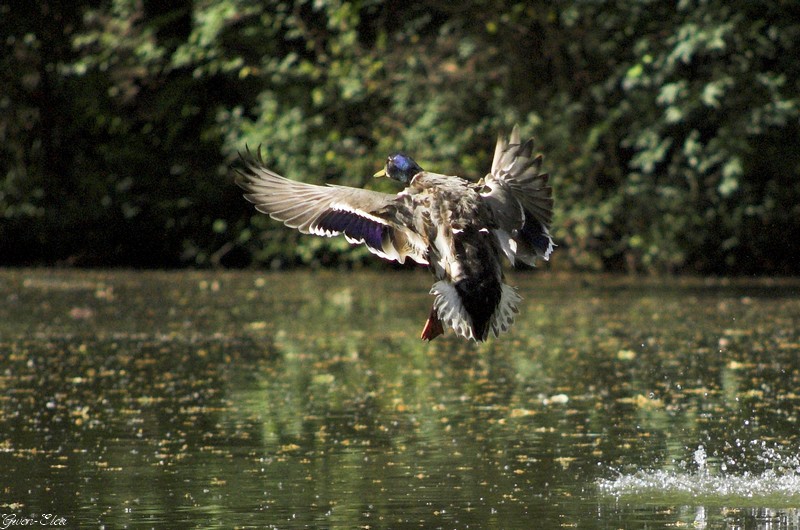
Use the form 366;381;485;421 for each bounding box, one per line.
551;0;800;273
3;0;799;273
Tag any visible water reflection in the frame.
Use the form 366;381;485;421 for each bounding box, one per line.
1;270;800;527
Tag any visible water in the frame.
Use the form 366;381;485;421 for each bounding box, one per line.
1;269;800;528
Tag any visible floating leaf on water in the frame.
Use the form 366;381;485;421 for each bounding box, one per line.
69;307;94;320
724;329;751;337
555;457;576;470
543;394;569;406
312;373;335;384
636;394;664;409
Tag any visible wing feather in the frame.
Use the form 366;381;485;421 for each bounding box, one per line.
481;126;555;266
235;149;427;264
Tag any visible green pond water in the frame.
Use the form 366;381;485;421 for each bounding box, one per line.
1;269;800;529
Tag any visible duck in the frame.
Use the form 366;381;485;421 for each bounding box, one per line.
235;126;554;341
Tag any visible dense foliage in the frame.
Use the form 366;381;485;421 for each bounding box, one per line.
2;0;798;273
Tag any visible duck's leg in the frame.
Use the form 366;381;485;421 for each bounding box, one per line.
420;305;444;341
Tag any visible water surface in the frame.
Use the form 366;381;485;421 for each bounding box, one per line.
1;269;799;528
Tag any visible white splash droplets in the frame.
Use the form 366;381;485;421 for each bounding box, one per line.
598;442;800;503
693;445;707;473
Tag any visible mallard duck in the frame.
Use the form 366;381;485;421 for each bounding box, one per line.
236;126;554;341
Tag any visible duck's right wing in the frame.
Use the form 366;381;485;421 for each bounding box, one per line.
235;149;428;265
480;126;555;266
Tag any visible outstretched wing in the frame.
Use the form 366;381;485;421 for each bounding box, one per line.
235;149;427;264
480;126;554;266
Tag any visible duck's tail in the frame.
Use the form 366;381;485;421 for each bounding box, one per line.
427;279;521;341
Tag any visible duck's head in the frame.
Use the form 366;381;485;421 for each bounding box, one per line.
374;153;423;184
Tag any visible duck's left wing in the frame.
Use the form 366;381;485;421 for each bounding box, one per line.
480;126;555;266
236;151;427;264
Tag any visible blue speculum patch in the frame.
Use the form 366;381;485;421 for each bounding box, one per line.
317;209;386;252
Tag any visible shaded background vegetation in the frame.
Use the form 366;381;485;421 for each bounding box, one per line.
2;0;799;273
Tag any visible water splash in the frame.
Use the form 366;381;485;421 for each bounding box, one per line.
693;445;707;473
598;441;800;506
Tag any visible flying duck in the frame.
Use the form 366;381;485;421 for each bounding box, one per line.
235;126;554;341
